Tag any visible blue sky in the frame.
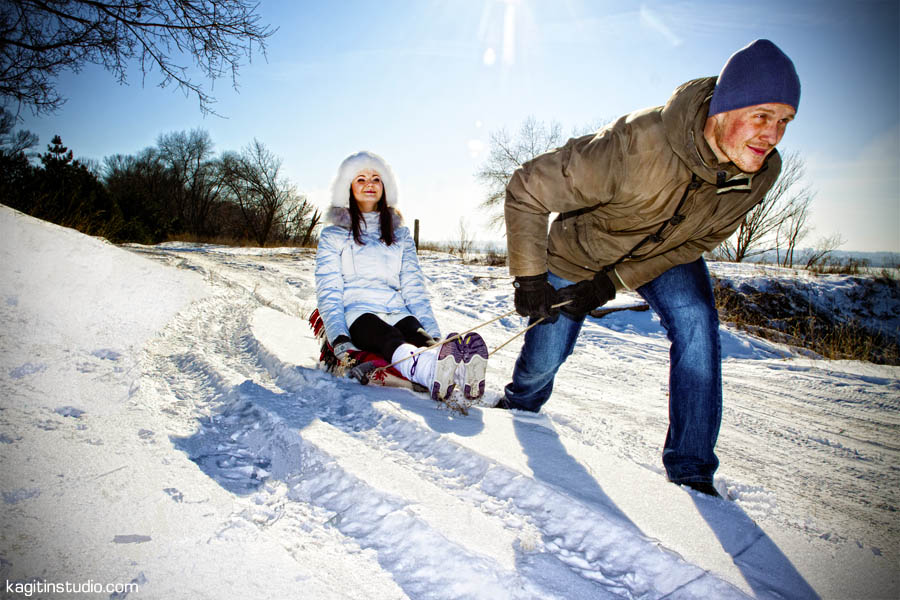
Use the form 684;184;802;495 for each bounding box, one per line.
16;0;900;252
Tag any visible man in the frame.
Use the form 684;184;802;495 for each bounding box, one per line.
501;39;800;497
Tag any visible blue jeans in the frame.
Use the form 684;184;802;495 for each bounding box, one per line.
503;259;722;483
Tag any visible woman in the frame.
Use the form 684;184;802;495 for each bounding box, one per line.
315;151;488;401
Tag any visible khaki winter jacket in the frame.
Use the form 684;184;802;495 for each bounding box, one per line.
505;77;782;291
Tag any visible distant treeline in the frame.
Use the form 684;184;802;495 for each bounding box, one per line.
743;249;900;270
0;110;321;246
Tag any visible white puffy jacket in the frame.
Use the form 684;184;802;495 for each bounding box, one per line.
314;209;441;344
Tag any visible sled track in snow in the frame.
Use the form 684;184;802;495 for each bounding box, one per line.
139;281;747;599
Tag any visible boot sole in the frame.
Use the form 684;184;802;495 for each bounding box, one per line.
431;333;463;401
461;332;488;399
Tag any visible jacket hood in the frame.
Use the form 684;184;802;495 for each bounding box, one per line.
326;206;404;230
660;76;779;185
330;151;400;208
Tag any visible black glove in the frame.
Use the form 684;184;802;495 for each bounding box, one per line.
555;272;616;318
513;273;560;322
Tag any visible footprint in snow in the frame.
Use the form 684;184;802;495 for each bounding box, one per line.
112;535;152;544
164;488;184;502
2;488;41;504
54;406;85;418
91;349;122;361
9;362;46;379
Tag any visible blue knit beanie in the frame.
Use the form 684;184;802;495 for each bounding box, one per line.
709;39;800;116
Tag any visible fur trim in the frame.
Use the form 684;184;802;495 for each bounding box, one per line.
330;151;400;208
327;206;404;229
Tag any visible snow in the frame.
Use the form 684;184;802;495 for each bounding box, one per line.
1;204;898;599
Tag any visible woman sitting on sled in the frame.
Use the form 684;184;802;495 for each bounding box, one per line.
314;151;488;401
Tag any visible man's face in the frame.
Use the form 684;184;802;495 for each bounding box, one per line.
705;103;796;173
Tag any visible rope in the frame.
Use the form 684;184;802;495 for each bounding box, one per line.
487;300;581;356
377;301;573;372
377;307;520;372
488;316;546;356
371;300;649;375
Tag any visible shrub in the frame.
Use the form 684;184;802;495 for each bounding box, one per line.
712;276;899;365
466;245;507;267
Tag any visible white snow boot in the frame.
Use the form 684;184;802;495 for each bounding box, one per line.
391;333;464;400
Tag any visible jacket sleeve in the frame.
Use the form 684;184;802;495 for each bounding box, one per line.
505;125;628;277
396;228;441;339
314;227;350;344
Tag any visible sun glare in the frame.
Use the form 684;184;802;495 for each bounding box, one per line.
502;0;517;65
475;0;523;68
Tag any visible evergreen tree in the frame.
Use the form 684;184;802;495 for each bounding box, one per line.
23;135;123;238
42;135;74;166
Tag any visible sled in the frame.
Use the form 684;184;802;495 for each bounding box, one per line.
308;309;476;415
308;308;426;390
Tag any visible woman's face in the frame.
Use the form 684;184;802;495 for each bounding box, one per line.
351;169;383;212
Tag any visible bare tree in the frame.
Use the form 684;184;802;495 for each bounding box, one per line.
298;206;321;246
570;119;611;138
776;185;815;267
719;151;812;262
0;0;275;115
221;139;310;247
103;147;179;241
0;106;36;211
805;233;845;269
475;116;564;229
476;116;610;231
0;107;37;154
157;129;223;236
450;217;474;261
280;194;321;246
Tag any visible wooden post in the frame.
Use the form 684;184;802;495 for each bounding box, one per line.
414;219;420;250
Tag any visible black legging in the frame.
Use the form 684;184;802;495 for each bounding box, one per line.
349;313;434;361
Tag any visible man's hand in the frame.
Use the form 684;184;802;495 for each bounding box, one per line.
332;335;359;361
513;273;560;322
555;272;616;318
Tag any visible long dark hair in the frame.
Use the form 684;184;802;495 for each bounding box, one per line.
348;190;394;246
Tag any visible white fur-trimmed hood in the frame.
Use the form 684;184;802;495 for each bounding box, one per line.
329;151;400;208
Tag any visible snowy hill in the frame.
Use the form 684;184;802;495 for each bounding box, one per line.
1;204;898;599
